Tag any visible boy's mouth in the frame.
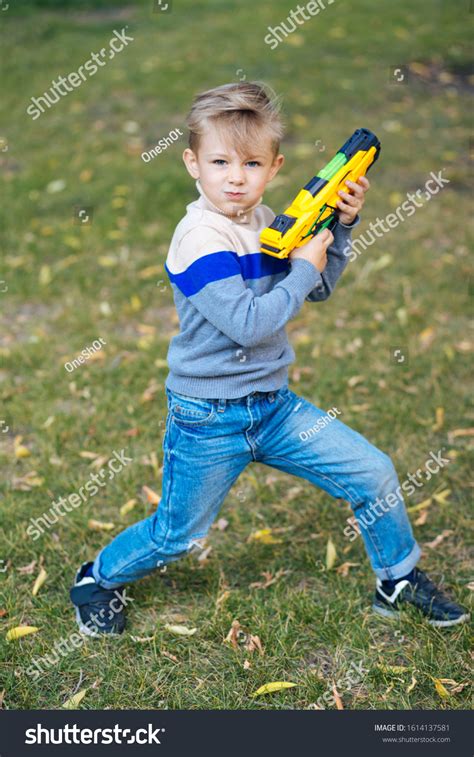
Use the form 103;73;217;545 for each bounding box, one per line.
224;191;245;199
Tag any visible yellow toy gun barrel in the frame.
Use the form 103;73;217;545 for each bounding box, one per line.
260;128;381;258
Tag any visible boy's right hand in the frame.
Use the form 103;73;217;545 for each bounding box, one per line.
288;228;334;273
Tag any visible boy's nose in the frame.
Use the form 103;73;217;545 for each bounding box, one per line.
228;166;245;184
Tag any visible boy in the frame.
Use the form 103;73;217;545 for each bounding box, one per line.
70;82;469;634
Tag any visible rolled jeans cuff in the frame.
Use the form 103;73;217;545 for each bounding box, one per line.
373;541;422;581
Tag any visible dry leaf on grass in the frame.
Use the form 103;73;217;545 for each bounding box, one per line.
244;635;264;656
214;518;229;531
215;590;230;609
161;650;179;663
250;569;290;589
12;471;44;490
197;546;212;563
447;427;474;443
332;684;344;710
414;509;429;526
17;560;37;575
336;562;360;577
424;530;453;550
142;485;160;505
225;620;241;649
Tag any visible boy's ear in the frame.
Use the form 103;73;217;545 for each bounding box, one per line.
182;148;200;179
267;153;285;182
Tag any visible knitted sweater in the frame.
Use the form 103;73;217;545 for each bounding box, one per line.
164;180;360;398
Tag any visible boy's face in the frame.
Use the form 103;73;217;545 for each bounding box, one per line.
182;124;284;218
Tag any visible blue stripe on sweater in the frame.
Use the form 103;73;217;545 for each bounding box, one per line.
165;250;290;296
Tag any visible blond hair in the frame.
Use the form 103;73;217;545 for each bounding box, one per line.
185;81;284;159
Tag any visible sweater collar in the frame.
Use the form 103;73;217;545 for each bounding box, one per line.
195;179;263;225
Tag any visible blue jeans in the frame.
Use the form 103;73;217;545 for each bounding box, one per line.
93;385;421;588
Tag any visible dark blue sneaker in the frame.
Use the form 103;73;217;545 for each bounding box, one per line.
70;561;128;636
373;567;470;627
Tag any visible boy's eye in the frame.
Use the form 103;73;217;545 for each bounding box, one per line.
246;161;261;167
212;159;226;165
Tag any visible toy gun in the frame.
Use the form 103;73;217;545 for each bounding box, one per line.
260;128;381;259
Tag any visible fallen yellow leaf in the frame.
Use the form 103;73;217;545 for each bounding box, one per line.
120;498;137;517
62;689;87;709
164;624;197;636
432;407;445;431
87;519;115;532
248;528;282;544
326;537;337;570
432;677;450;699
251;681;297;697
432;489;451;505
6;626;40;641
407;675;417;693
418;326;436;350
32;567;47;597
407;497;432;513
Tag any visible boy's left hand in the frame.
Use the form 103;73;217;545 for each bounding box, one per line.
336;175;370;225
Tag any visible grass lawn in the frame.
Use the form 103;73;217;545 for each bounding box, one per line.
0;0;472;711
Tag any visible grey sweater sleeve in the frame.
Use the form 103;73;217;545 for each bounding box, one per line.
305;214;361;302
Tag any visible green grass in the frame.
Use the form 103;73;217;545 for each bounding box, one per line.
0;0;472;711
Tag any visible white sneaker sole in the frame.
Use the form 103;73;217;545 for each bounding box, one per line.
372;602;470;627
